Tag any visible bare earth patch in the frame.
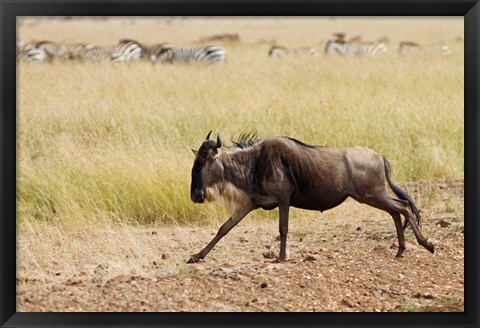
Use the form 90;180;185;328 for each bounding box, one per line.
17;180;464;312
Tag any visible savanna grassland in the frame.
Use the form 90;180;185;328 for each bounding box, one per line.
17;17;464;312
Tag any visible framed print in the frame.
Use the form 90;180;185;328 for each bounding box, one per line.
1;1;478;328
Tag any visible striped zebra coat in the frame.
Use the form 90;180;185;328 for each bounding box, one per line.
31;41;94;61
154;45;226;64
268;45;318;58
78;42;143;63
16;43;46;62
324;40;388;56
116;39;176;62
398;42;452;56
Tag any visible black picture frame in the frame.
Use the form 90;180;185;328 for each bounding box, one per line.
1;1;478;328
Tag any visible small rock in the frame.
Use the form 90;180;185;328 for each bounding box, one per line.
260;282;268;289
304;255;316;262
157;268;178;276
341;299;354;307
373;245;387;253
262;250;276;259
239;236;248;243
161;254;168;260
436;219;451;228
220;267;236;274
356;227;362;231
189;264;205;272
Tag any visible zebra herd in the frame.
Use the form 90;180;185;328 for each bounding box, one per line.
398;41;452;56
269;37;452;58
16;39;227;64
268;45;319;58
17;34;454;64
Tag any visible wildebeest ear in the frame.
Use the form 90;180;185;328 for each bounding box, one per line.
216;134;222;148
191;149;198;156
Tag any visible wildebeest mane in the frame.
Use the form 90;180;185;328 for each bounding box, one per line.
231;131;260;149
230;133;319;150
284;137;316;148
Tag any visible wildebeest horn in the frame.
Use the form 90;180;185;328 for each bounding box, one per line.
206;130;212;140
216;134;222;148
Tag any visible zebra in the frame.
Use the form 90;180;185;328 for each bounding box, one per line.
398;41;452;56
116;39;144;61
32;40;95;61
147;43;176;62
78;46;127;63
76;41;143;63
268;45;318;58
32;40;71;61
16;42;46;62
154;45;226;64
117;39;176;62
64;42;95;60
324;40;388;56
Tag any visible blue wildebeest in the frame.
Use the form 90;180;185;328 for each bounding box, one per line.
187;132;434;263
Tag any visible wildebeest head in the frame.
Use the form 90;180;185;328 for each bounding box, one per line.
190;131;223;203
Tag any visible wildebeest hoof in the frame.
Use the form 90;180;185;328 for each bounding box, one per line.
395;247;405;259
427;243;435;254
186;256;200;264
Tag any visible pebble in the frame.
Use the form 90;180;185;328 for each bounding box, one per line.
262;250;276;259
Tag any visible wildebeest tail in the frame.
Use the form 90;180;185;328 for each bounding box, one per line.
383;157;420;230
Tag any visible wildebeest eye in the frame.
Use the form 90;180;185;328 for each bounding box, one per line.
199;152;208;161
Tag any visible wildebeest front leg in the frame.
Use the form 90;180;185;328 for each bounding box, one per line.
186;207;255;263
278;202;290;261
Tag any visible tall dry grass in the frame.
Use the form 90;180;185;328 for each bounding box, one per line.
17;18;464;227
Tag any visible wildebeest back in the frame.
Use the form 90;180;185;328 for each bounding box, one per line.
254;138;352;211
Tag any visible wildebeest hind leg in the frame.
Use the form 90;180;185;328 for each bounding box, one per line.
389;211;406;258
354;194;429;257
401;206;435;254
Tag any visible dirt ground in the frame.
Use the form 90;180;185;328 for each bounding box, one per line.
17;180;464;312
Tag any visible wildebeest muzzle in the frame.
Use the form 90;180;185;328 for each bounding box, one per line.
190;188;205;203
